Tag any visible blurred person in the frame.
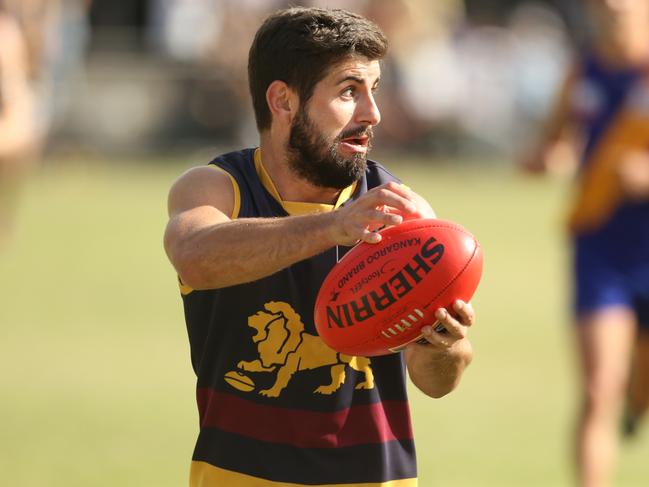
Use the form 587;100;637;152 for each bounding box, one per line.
1;0;54;79
2;0;91;139
522;1;649;486
164;7;476;486
0;2;40;242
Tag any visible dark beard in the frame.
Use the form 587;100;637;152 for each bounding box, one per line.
287;108;372;190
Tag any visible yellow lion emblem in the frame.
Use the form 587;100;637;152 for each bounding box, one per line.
233;301;374;398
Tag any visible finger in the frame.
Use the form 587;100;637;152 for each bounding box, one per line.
344;221;380;244
366;208;403;227
342;209;400;242
382;181;416;201
381;205;420;219
359;229;382;244
419;325;454;347
433;308;467;339
452;300;475;327
351;209;402;236
367;187;418;215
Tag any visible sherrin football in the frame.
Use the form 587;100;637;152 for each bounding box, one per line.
314;218;483;356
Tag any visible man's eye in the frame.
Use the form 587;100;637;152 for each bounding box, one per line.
342;87;354;97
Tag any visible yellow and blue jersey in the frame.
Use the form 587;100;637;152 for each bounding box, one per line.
565;52;649;236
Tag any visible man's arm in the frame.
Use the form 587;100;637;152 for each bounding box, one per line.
404;300;475;398
521;66;579;175
163;166;419;290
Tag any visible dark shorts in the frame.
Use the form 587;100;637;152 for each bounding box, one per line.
574;233;649;328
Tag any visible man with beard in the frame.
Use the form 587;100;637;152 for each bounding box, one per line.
164;7;475;487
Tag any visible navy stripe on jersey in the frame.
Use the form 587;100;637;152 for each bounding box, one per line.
193;427;417;485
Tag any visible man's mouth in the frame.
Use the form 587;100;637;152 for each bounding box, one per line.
340;134;370;152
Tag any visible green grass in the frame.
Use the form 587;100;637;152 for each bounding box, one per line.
1;156;647;486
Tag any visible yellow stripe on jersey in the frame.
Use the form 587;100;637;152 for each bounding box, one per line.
190;461;418;487
177;165;242;296
209;165;241;219
568;110;649;234
179;277;193;296
253;148;357;216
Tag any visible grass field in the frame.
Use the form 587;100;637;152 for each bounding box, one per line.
1;154;647;486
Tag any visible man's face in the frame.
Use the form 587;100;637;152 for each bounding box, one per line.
287;57;381;190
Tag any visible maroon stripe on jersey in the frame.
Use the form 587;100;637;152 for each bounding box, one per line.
197;388;413;448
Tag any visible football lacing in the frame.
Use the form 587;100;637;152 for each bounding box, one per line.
382;308;424;339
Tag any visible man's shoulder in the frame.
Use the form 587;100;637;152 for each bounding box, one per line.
208;148;256;167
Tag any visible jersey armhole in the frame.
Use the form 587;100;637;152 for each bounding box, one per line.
178;165;241;296
209;165;241;219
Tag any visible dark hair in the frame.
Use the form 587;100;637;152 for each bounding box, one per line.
248;7;388;131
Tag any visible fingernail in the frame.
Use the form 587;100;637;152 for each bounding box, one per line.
421;326;433;337
435;309;446;320
454;300;463;310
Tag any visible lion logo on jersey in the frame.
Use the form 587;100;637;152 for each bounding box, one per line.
230;301;374;398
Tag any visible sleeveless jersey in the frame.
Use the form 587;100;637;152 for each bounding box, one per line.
565;53;649;245
181;148;418;486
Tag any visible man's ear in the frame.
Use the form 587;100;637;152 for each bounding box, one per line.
266;80;298;126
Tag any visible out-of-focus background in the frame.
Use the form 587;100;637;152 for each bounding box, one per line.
0;0;647;486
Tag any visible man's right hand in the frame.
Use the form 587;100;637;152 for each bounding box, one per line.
329;181;429;246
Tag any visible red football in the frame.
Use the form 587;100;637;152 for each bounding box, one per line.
314;218;483;356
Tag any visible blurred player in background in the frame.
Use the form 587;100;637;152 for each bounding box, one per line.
0;1;40;243
523;1;649;486
164;7;475;486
